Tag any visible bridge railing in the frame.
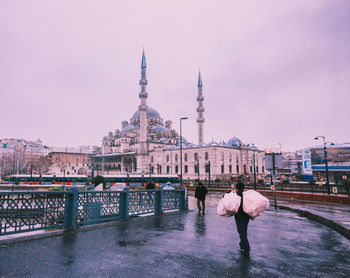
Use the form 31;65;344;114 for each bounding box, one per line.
0;188;187;236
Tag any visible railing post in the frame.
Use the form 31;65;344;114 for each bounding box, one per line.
64;188;78;231
155;187;163;215
120;187;129;220
179;189;187;211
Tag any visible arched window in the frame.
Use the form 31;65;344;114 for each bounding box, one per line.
205;152;209;160
166;154;169;162
221;152;224;161
184;153;188;162
175;154;178;162
229;153;232;161
194;152;198;161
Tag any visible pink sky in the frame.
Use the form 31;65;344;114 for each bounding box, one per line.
1;0;349;151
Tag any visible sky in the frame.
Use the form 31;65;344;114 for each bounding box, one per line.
1;0;349;151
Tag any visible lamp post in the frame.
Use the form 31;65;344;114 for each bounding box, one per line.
314;136;334;195
180;117;188;185
248;144;257;190
206;161;211;187
196;159;200;183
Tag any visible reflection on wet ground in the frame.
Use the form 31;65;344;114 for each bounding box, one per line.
1;199;350;277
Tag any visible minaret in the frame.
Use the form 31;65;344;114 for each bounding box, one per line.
196;71;205;144
139;50;148;155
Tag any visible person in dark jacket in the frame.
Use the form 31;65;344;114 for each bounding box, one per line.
235;182;250;257
195;182;208;213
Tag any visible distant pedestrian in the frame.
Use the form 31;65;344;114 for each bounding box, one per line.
195;182;208;213
146;180;155;190
235;182;250;257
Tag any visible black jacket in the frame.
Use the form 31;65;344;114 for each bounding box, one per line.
195;186;208;200
235;190;250;220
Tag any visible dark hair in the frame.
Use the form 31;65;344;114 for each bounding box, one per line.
198;182;203;186
236;182;245;191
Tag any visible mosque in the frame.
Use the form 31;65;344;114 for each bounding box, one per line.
92;51;265;182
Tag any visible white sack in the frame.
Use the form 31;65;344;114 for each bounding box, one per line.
242;190;269;218
217;198;227;216
223;191;241;214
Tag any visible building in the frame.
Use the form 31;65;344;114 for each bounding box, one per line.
310;143;350;181
48;147;94;176
0;138;51;176
92;51;265;181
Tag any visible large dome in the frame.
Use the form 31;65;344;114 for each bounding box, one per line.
132;107;161;119
226;137;243;148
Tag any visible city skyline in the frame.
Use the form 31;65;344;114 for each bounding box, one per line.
1;0;349;151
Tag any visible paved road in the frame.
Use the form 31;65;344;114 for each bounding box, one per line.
1;205;350;277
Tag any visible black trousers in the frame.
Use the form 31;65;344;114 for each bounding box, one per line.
235;217;250;252
197;199;205;211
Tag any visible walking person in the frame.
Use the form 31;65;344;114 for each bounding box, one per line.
195;182;208;214
235;182;250;257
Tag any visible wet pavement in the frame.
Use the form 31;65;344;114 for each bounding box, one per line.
1;202;350;277
276;198;350;230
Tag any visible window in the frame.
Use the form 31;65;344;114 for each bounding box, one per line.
229;165;232;173
175;165;178;173
250;166;253;173
195;164;199;174
205;152;209;160
184;153;188;162
236;165;239;173
205;163;210;173
167;165;170;174
194;152;198;161
221;152;224;161
185;165;188;173
221;164;224;174
256;166;259;173
175;154;178;162
151;156;154;163
157;165;161;174
166;154;169;162
262;166;264;173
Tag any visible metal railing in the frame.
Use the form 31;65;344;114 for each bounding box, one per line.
0;188;187;236
199;182;350;197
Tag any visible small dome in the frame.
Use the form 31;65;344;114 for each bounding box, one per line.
226;137;243;148
198;142;207;147
208;141;220;146
151;124;169;132
132;107;161;119
185;143;197;149
122;124;137;133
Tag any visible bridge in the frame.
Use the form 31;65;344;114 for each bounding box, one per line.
0;191;350;277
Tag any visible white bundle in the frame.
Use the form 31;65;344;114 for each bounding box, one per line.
243;190;269;218
217;191;241;217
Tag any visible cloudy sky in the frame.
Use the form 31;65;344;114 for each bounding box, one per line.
1;0;349;151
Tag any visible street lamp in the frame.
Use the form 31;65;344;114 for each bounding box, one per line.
248;144;257;190
314;136;335;195
180;117;188;185
206;161;211;187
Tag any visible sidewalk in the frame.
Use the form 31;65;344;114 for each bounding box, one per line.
1;204;350;277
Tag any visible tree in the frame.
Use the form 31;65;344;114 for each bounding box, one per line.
92;175;106;190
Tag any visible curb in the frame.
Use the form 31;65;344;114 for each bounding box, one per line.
278;205;350;240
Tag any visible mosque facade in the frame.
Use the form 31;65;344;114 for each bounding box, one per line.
92;51;266;181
